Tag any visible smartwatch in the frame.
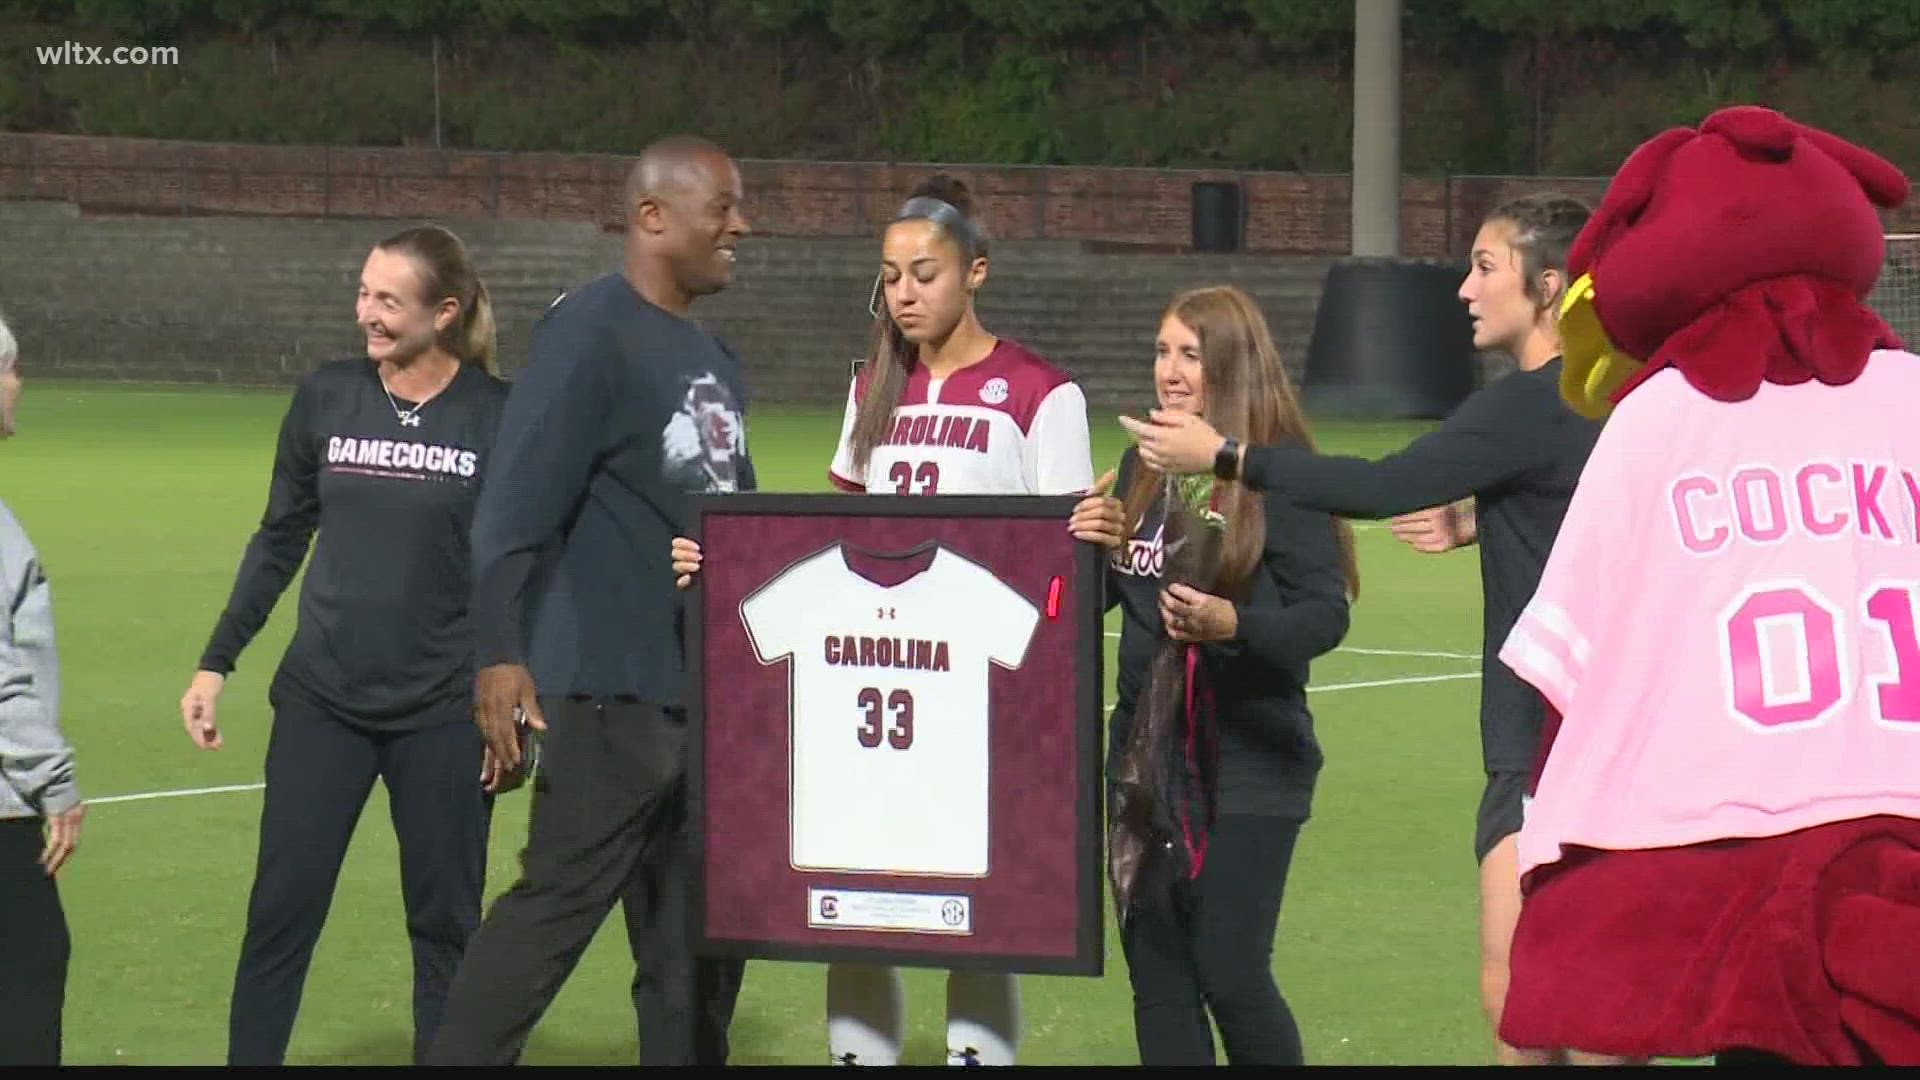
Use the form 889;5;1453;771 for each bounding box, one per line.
1213;437;1240;481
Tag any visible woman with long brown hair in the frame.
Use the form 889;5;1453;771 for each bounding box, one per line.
1120;196;1613;1065
1069;284;1355;1065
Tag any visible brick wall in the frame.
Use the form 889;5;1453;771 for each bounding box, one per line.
0;200;1390;412
7;132;1916;256
0;131;1619;258
4;132;1913;411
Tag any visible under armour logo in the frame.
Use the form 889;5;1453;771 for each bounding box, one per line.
876;607;896;619
400;414;422;428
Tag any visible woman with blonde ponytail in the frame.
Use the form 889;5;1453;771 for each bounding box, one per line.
179;222;511;1065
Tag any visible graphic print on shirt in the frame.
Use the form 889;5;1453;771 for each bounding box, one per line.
661;371;746;493
739;543;1041;877
324;434;481;483
1112;496;1168;580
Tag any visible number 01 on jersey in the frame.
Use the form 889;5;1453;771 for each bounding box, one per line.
1719;581;1920;729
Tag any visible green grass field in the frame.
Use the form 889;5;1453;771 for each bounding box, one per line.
13;380;1507;1066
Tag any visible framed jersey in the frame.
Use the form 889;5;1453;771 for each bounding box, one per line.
684;493;1106;977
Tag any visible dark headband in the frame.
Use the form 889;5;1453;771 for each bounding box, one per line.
894;195;982;260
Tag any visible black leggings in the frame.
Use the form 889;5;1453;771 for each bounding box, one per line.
1119;813;1306;1065
227;698;492;1065
0;818;69;1065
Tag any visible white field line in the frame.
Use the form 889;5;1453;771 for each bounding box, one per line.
1336;646;1481;661
94;651;1474;808
1310;671;1478;693
89;782;266;806
1102;631;1479;662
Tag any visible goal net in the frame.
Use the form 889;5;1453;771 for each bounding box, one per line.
1872;233;1920;347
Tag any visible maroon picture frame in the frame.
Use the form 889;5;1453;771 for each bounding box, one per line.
685;493;1106;977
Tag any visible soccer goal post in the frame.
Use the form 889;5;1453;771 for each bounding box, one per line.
1873;233;1920;346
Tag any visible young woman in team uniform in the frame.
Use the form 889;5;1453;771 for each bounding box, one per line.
675;174;1094;1065
825;186;1091;502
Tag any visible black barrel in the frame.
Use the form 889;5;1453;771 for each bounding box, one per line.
1191;180;1244;253
1299;257;1478;419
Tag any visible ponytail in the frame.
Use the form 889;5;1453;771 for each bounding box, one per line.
462;278;498;375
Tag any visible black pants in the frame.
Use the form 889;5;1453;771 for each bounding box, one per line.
425;698;746;1066
0;818;68;1065
227;698;492;1065
1119;813;1306;1066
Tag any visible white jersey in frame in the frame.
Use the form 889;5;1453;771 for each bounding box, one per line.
739;542;1041;877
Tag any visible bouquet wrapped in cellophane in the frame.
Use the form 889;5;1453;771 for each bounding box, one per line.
1108;471;1227;923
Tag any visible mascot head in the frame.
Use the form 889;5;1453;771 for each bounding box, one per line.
1557;106;1911;418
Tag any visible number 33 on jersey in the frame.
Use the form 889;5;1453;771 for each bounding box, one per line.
739;543;1040;878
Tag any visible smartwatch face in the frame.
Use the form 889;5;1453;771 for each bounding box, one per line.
1218;439;1243;480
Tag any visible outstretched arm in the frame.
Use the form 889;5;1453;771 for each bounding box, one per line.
1120;377;1546;520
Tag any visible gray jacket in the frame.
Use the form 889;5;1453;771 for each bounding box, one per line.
0;497;78;820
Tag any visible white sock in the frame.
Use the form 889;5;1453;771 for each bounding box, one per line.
827;963;905;1066
946;970;1020;1065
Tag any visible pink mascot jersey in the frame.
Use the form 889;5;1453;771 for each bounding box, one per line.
1496;106;1920;1064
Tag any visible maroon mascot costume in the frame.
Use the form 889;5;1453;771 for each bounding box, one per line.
1495;106;1920;1065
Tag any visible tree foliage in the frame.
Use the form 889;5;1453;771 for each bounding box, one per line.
4;0;1916;172
1;0;1912;56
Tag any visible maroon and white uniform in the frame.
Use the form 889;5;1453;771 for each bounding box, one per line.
828;339;1093;497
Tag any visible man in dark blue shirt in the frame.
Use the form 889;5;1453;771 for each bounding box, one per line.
427;134;755;1066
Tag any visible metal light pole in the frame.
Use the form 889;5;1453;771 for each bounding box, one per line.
1351;0;1401;256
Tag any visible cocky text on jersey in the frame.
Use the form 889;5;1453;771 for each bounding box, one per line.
1670;458;1920;555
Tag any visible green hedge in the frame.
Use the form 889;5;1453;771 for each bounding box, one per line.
3;0;1917;174
10;0;1918;54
